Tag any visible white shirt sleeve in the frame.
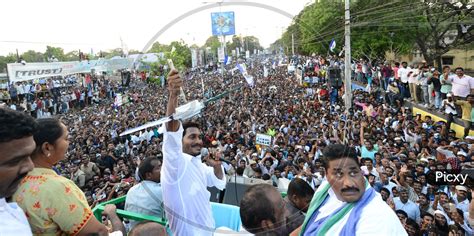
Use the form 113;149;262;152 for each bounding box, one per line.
203;163;226;190
161;123;187;182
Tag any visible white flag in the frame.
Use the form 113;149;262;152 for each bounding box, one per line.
236;63;254;87
329;39;336;52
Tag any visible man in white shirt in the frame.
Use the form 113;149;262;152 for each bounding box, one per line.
376;172;397;197
453;185;469;213
408;67;420;103
393;187;421;223
161;69;226;236
397;62;411;98
0;108;38;236
295;144;406;235
450;67;474;99
125;157;164;228
442;93;458;130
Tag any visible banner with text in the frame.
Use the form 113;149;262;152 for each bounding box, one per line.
7;58;133;82
256;133;272;146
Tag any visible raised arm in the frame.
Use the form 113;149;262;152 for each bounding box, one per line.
166;69;182;132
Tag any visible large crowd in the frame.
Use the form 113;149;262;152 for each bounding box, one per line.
1;54;474;236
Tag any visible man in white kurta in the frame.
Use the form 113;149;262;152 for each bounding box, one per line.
305;180;407;235
298;144;407;236
161;69;226;236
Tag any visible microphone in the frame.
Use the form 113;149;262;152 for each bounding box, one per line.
218;158;232;164
200;148;232;164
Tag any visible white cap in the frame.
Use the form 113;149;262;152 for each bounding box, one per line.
457;151;467;157
456;185;468;192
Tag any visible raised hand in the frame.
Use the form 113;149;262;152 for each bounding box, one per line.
167;69;183;96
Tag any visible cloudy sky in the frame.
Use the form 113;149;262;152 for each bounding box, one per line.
0;0;311;56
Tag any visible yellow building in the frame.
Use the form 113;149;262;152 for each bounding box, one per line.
387;48;474;71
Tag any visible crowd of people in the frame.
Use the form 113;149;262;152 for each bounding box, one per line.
0;54;473;236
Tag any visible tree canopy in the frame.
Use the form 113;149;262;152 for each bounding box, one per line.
274;0;474;66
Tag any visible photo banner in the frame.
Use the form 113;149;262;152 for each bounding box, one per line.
7;58;133;82
211;11;235;36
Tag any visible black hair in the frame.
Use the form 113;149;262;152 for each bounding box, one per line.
380;187;390;195
421;212;434;220
416;163;425;168
182;121;201;137
138;157;160;181
236;166;245;176
287;178;315;199
439;192;448;198
296;158;306;164
448;224;465;235
418;193;428;200
435;212;449;233
33;118;64;154
262;174;271;180
405;218;419;233
240;184;279;234
0;108;38;143
321;144;358;169
395;209;408;218
454;67;463;72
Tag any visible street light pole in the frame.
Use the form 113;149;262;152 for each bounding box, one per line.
344;0;352;112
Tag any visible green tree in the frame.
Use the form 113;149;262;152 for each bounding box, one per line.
296;0;344;55
21;50;45;62
227;35;243;54
64;50;79;61
0;54;17;73
168;40;191;70
242;36;263;53
276;0;473;68
128;49;141;55
406;0;473;68
203;36;221;56
45;46;65;61
148;42;171;54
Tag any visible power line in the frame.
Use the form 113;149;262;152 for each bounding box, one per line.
296;4;463;47
293;2;423;47
355;10;454;27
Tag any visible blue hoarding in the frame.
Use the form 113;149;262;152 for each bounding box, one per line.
211;11;235;36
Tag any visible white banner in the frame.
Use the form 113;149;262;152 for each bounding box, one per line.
256;133;272;146
191;49;198;68
7;58;133;82
217;47;225;63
